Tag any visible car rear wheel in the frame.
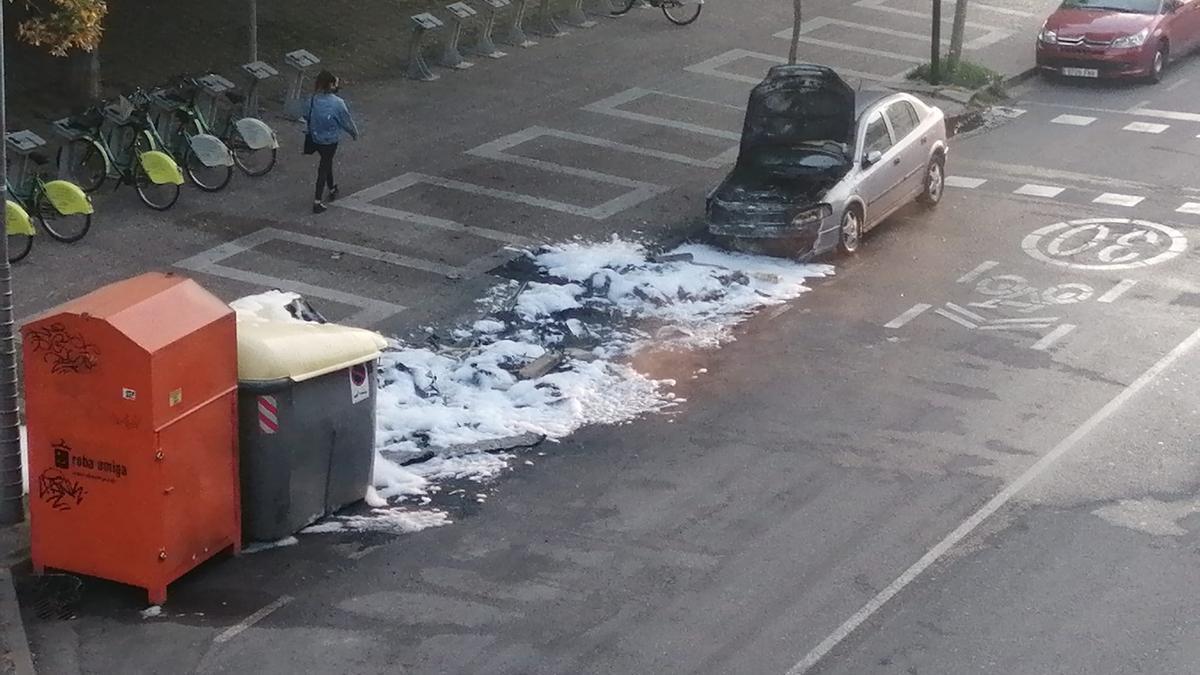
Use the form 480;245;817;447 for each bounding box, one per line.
1149;44;1167;83
918;155;945;207
838;208;862;256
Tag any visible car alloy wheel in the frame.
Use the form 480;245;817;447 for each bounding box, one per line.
920;157;945;206
1151;46;1166;83
839;209;861;255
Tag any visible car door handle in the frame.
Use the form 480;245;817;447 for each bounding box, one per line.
921;136;928;145
892;157;902;165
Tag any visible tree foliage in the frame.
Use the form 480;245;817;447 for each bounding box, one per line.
14;0;108;57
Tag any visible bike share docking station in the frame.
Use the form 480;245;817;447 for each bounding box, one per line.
473;0;511;59
408;13;446;81
439;3;478;70
283;49;322;120
6;130;49;188
534;0;569;38
239;61;280;118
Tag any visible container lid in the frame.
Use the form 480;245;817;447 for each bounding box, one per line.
232;291;388;383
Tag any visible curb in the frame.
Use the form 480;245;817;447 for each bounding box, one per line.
0;568;34;675
1002;65;1041;89
945;65;1040;137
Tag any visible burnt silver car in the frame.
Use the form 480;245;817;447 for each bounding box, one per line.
706;64;948;258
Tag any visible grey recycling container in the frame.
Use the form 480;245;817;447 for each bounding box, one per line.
234;311;387;542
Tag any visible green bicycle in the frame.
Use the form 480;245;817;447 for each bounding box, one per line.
131;88;235;192
5;130;95;262
176;74;279;177
53;101;185;210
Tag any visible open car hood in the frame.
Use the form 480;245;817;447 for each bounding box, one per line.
734;64;856;178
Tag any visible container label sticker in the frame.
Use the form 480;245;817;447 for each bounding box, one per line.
349;364;370;404
122;388;137;401
168;388;183;407
257;395;279;434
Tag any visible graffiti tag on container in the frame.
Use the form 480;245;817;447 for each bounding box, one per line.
27;323;99;374
38;469;86;511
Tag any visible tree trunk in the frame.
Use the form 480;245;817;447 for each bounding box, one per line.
249;0;259;62
788;0;802;64
948;0;969;71
68;47;102;104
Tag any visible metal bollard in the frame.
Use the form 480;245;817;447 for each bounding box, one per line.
562;0;597;28
534;0;568;37
282;49;321;120
500;0;537;48
472;0;510;58
240;61;280;118
408;13;445;81
440;3;477;69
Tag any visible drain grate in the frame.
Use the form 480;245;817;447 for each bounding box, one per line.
19;574;83;620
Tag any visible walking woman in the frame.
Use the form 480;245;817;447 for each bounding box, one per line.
304;70;359;213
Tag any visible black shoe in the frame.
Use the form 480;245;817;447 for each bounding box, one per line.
327;185;340;202
313;201;327;214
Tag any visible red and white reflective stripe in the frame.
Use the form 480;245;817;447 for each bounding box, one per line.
257;395;279;434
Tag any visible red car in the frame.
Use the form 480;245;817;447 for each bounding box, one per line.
1036;0;1200;82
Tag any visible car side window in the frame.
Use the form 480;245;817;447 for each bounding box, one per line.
864;113;893;156
886;102;920;140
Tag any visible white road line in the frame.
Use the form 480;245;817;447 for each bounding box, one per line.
1122;121;1169;134
684;48;902;84
1031;324;1077;351
1093;193;1144;207
214;596;294;644
1098;279;1138;303
884;303;931;329
1176;202;1200;215
772;34;925;64
785;325;1200;675
1128;106;1200;123
1166;77;1191;92
336;198;533;245
933;308;978;329
1050;114;1096;126
943;302;986;322
956;260;999;283
945;176;987;189
582;87;742;141
1014;184;1065;198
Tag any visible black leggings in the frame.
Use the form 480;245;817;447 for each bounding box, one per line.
314;143;338;201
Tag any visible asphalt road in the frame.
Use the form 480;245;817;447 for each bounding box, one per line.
19;0;1200;673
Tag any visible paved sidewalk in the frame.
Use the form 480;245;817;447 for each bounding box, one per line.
1;523;33;675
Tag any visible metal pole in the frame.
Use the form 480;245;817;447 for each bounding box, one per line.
0;8;24;526
930;0;941;84
250;0;259;63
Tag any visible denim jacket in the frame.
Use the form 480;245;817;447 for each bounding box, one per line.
305;93;359;145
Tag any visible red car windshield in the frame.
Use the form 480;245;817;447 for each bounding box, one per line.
1059;0;1162;13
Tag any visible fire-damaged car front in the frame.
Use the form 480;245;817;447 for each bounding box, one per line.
706;65;856;258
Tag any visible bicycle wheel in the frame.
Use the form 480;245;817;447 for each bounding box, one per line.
231;141;277;177
183;146;233;192
661;0;701;25
59;140;108;193
133;159;181;211
7;230;32;263
33;188;92;243
611;0;640;16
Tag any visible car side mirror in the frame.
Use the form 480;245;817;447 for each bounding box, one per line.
863;150;883;167
1167;0;1181;11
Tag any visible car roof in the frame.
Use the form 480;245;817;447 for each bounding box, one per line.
855;89;894;116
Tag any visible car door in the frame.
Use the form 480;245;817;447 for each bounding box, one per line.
884;100;926;202
856;109;901;226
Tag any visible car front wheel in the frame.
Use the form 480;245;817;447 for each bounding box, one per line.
838;207;862;255
918;155;945;207
1149;44;1167;83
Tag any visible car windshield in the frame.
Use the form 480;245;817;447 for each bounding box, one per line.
1058;0;1161;13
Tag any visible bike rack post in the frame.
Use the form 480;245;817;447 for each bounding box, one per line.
240;61;280;118
408;13;445;81
534;0;568;37
562;0;597;28
49;119;87;180
4;130;46;191
439;4;477;70
197;73;238;131
471;0;510;59
282;49;321;120
500;0;537;48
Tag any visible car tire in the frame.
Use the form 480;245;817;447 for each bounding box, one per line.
918;155;946;207
838;207;863;256
1149;43;1167;83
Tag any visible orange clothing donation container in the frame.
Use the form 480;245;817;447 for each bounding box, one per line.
23;272;241;605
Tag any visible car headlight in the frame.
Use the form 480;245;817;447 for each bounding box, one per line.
791;204;833;226
1111;28;1149;48
1038;26;1058;44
